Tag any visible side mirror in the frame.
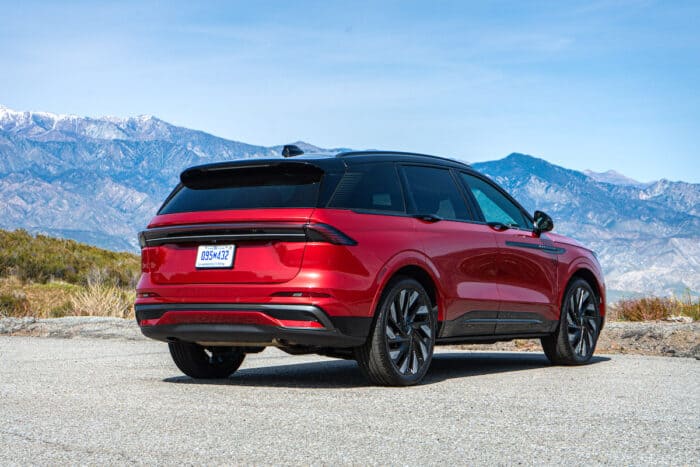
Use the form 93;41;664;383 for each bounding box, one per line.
533;210;554;235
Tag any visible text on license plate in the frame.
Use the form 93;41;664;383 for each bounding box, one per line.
195;245;235;269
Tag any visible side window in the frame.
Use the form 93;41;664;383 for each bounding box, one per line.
327;163;405;213
401;165;470;221
460;173;531;229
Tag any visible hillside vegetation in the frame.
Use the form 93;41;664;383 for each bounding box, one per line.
0;229;138;285
0;229;139;318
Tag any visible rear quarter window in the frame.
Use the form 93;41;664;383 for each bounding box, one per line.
401;165;470;221
327;162;405;213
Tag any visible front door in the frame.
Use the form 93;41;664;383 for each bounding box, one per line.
458;172;559;335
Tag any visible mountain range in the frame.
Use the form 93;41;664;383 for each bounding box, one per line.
1;104;698;300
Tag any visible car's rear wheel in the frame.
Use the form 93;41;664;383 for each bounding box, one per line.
168;342;245;379
355;277;436;386
541;278;601;365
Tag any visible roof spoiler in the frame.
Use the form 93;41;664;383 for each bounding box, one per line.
180;160;324;189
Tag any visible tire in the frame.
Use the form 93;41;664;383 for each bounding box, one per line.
541;278;602;365
355;277;437;386
168;342;246;379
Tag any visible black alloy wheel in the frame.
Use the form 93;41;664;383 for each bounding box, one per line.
565;283;600;359
356;277;436;386
542;278;601;365
385;287;433;375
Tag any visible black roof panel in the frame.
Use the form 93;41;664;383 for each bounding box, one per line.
180;151;471;179
336;151;471;169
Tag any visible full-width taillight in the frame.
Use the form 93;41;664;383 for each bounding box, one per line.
304;223;357;245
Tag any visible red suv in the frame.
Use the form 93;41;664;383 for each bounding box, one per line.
136;147;605;386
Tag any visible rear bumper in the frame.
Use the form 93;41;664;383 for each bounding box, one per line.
135;303;370;348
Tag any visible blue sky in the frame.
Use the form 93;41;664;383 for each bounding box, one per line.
1;0;698;182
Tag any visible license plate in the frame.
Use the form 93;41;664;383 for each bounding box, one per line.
195;245;235;269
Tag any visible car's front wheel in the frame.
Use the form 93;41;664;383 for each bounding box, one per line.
355;277;436;386
168;342;246;379
541;278;601;365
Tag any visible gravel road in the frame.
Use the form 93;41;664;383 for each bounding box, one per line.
1;336;698;465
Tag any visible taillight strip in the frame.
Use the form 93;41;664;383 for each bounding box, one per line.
139;222;356;246
146;232;305;246
140;222;307;246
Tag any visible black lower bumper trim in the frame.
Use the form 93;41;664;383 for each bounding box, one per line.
135;303;370;348
141;323;365;347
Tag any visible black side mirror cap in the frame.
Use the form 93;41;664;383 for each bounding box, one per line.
533;210;554;235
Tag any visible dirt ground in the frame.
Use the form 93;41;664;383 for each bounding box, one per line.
457;321;700;359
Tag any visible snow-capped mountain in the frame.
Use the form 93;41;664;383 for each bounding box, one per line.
1;105;698;300
583;169;645;187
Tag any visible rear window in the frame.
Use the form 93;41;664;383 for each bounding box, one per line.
327;163;405;213
159;164;322;214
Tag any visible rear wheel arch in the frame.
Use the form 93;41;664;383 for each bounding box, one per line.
392;265;438;308
374;263;441;321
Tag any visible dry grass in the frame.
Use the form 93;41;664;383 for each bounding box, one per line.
0;290;30;317
0;276;79;318
611;294;699;322
70;281;134;319
0;276;134;319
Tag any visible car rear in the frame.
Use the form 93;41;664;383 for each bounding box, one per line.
135;158;377;349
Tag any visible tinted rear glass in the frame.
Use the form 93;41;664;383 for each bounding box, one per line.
327;162;405;213
159;165;322;214
401;165;470;221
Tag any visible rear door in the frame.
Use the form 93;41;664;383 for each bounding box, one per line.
399;164;501;337
143;162;329;285
458;172;559;333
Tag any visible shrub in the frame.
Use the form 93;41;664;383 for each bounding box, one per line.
49;302;73;318
677;296;700;321
0;291;31;317
613;295;699;321
70;282;134;319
